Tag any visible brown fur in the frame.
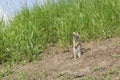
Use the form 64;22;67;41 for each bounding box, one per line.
72;32;82;58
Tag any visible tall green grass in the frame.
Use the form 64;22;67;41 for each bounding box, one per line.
0;0;120;64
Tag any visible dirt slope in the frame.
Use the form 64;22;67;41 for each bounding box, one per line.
3;37;120;80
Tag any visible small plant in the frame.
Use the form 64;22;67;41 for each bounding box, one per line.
57;72;65;77
16;71;29;80
39;70;48;78
0;66;13;79
107;67;118;75
102;66;119;80
91;65;100;72
80;76;97;80
102;75;112;80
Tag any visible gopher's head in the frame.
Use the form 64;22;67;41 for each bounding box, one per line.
73;32;79;37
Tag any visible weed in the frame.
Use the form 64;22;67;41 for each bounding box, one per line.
91;65;100;72
108;67;118;75
16;71;29;80
80;76;97;80
57;72;65;77
101;66;119;80
39;70;48;78
0;66;13;79
102;75;112;80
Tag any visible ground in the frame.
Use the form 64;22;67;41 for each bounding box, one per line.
1;37;120;80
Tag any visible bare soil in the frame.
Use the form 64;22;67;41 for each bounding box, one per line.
2;37;120;80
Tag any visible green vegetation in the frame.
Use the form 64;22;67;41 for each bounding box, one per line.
0;65;13;78
39;70;48;78
57;72;65;77
91;65;100;72
81;76;97;80
0;0;120;64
